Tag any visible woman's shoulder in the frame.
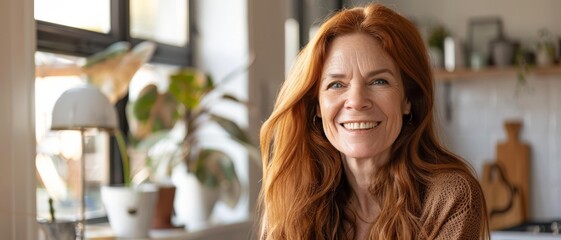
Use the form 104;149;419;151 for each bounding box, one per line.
426;169;481;196
423;169;483;210
420;169;486;239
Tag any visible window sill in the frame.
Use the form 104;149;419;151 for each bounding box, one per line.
85;219;254;240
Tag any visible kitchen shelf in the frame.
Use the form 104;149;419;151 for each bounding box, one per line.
433;64;561;123
434;64;561;82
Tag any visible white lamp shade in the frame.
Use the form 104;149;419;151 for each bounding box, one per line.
51;84;118;131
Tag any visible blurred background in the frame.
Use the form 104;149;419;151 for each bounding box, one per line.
2;0;561;239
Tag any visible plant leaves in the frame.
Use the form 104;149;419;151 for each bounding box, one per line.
194;149;241;207
130;85;180;139
169;68;213;110
221;94;242;103
209;114;250;144
83;41;131;68
133;84;158;121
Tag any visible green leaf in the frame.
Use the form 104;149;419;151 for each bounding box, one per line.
83;41;131;68
133;84;158;121
130;85;180;139
204;74;215;93
221;94;240;102
193;149;241;208
153;92;181;129
209;114;250;144
169;69;212;110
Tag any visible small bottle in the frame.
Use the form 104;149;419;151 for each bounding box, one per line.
444;36;465;72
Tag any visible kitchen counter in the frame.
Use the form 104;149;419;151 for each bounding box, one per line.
492;220;561;240
492;231;561;239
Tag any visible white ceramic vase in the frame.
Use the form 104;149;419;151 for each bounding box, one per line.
172;163;219;231
101;184;158;238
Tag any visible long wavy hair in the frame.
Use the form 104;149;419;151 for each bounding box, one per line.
259;3;488;239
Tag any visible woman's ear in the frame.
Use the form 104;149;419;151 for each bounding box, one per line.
316;105;321;118
403;98;411;115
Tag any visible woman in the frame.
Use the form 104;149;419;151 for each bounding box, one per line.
258;3;488;240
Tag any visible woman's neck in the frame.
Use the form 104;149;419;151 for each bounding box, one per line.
342;153;387;222
343;152;389;202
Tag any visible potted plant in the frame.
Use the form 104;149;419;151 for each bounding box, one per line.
428;25;449;68
535;28;556;67
81;40;161;238
127;67;258;229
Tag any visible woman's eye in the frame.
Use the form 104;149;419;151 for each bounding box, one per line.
370;79;388;85
328;82;344;89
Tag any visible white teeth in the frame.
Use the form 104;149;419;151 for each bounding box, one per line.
343;122;379;130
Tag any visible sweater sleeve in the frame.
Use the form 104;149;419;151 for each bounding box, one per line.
420;171;485;240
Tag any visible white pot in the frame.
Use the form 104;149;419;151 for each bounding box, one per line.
101;184;158;238
172;163;219;231
536;47;553;67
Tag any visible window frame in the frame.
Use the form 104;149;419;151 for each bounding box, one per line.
36;0;193;66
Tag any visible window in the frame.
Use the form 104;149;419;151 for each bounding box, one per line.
130;0;188;47
35;0;111;33
35;0;191;223
36;0;191;66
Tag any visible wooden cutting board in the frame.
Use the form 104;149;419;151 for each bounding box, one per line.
481;120;530;230
481;162;523;230
496;121;530;220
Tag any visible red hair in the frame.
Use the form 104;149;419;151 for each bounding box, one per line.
259;3;488;239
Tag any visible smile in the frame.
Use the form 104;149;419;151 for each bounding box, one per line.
341;121;381;130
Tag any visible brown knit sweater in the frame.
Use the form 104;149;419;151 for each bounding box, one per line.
420;171;485;239
260;171;485;239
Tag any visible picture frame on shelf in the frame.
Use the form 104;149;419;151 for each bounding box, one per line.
467;17;503;68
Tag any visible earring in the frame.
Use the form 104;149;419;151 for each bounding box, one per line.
404;112;413;124
313;115;319;124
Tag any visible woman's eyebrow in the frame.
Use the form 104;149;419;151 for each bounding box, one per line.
321;68;395;82
365;68;394;78
322;73;346;80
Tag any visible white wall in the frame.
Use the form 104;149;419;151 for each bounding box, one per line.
193;0;250;224
375;0;561;220
190;0;285;238
378;0;561;46
435;75;561;221
0;0;37;239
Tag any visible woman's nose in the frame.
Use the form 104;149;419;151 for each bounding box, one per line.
345;85;372;111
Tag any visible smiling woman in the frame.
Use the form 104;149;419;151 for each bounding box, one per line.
318;33;411;162
258;3;489;240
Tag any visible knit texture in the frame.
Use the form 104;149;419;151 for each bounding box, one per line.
260;171;485;239
420;171;484;239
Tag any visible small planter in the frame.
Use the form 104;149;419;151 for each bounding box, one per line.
152;184;177;229
172;163;219;231
101;184;158;238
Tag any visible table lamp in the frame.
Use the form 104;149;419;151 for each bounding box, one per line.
51;84;118;240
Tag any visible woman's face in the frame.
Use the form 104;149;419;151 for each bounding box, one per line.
317;33;410;161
